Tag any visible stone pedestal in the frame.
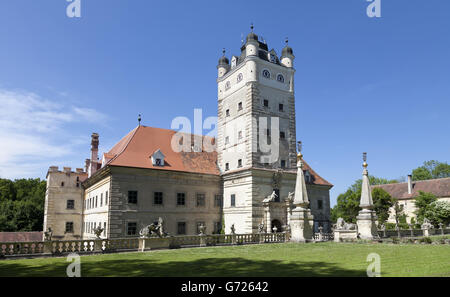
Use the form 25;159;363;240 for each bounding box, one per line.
259;233;265;244
43;241;53;254
199;235;207;247
231;234;237;245
94;240;104;252
334;230;358;242
290;207;314;243
139;237;171;252
356;209;378;240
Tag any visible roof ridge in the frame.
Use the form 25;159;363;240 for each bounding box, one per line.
107;125;140;165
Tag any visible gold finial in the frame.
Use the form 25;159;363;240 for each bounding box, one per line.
297;141;303;161
363;152;368;168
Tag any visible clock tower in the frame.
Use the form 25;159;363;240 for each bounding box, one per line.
217;27;299;233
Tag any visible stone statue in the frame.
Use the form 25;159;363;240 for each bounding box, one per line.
44;227;53;241
230;224;236;234
258;221;265;233
93;226;104;239
198;223;206;235
379;224;386;231
263;191;278;203
421;218;433;229
287;192;294;203
139;217;168;238
272;226;278;233
335;218;357;230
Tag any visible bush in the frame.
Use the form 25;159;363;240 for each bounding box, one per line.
419;237;432;244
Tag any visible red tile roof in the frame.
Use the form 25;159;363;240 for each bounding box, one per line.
0;232;43;242
104;126;220;175
302;161;333;187
372;177;450;199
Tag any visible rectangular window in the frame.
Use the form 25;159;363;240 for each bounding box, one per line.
95;196;98;208
103;222;107;236
196;193;205;207
67;200;74;209
177;193;186;206
128;191;138;204
177;222;186;235
279;103;284;112
65;222;74;233
105;191;108;205
318;200;323;210
214;222;222;234
154;192;163;205
281;160;286;168
238;102;243;110
231;194;236;207
280;131;285;139
225;163;229;171
127;222;137;236
214;194;222;207
225;136;229;145
226;109;230;117
100;193;103;207
263;99;269;107
238;131;242;140
238;159;242;168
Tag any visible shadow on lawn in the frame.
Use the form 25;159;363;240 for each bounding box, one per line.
0;256;365;277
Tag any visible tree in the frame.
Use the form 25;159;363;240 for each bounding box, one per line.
372;188;393;225
331;176;399;224
0;178;46;232
412;160;450;181
414;191;437;224
424;201;450;227
392;198;405;226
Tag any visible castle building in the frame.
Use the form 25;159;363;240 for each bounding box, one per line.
43;29;333;240
372;175;450;224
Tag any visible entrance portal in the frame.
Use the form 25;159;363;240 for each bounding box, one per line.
271;219;282;233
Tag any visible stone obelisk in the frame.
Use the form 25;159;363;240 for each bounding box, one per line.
356;152;378;240
289;141;314;242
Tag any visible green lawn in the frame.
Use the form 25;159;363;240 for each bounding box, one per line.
0;242;449;277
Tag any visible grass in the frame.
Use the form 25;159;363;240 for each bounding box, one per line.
0;242;449;277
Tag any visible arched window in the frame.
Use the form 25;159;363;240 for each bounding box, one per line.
262;69;271;79
237;73;243;83
277;74;285;83
225;81;231;90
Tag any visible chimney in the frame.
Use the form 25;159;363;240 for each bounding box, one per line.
407;174;413;194
49;166;59;173
89;133;99;177
63;167;72;174
76;168;83;173
91;133;99;162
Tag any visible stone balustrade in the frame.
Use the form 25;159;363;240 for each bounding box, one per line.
0;232;287;258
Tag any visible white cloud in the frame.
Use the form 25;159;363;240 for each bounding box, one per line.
0;88;108;179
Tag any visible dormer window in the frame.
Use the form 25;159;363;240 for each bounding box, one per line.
237;73;243;83
262;69;271;79
151;149;165;167
304;170;312;183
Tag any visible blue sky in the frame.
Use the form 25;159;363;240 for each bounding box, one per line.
0;1;449;206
